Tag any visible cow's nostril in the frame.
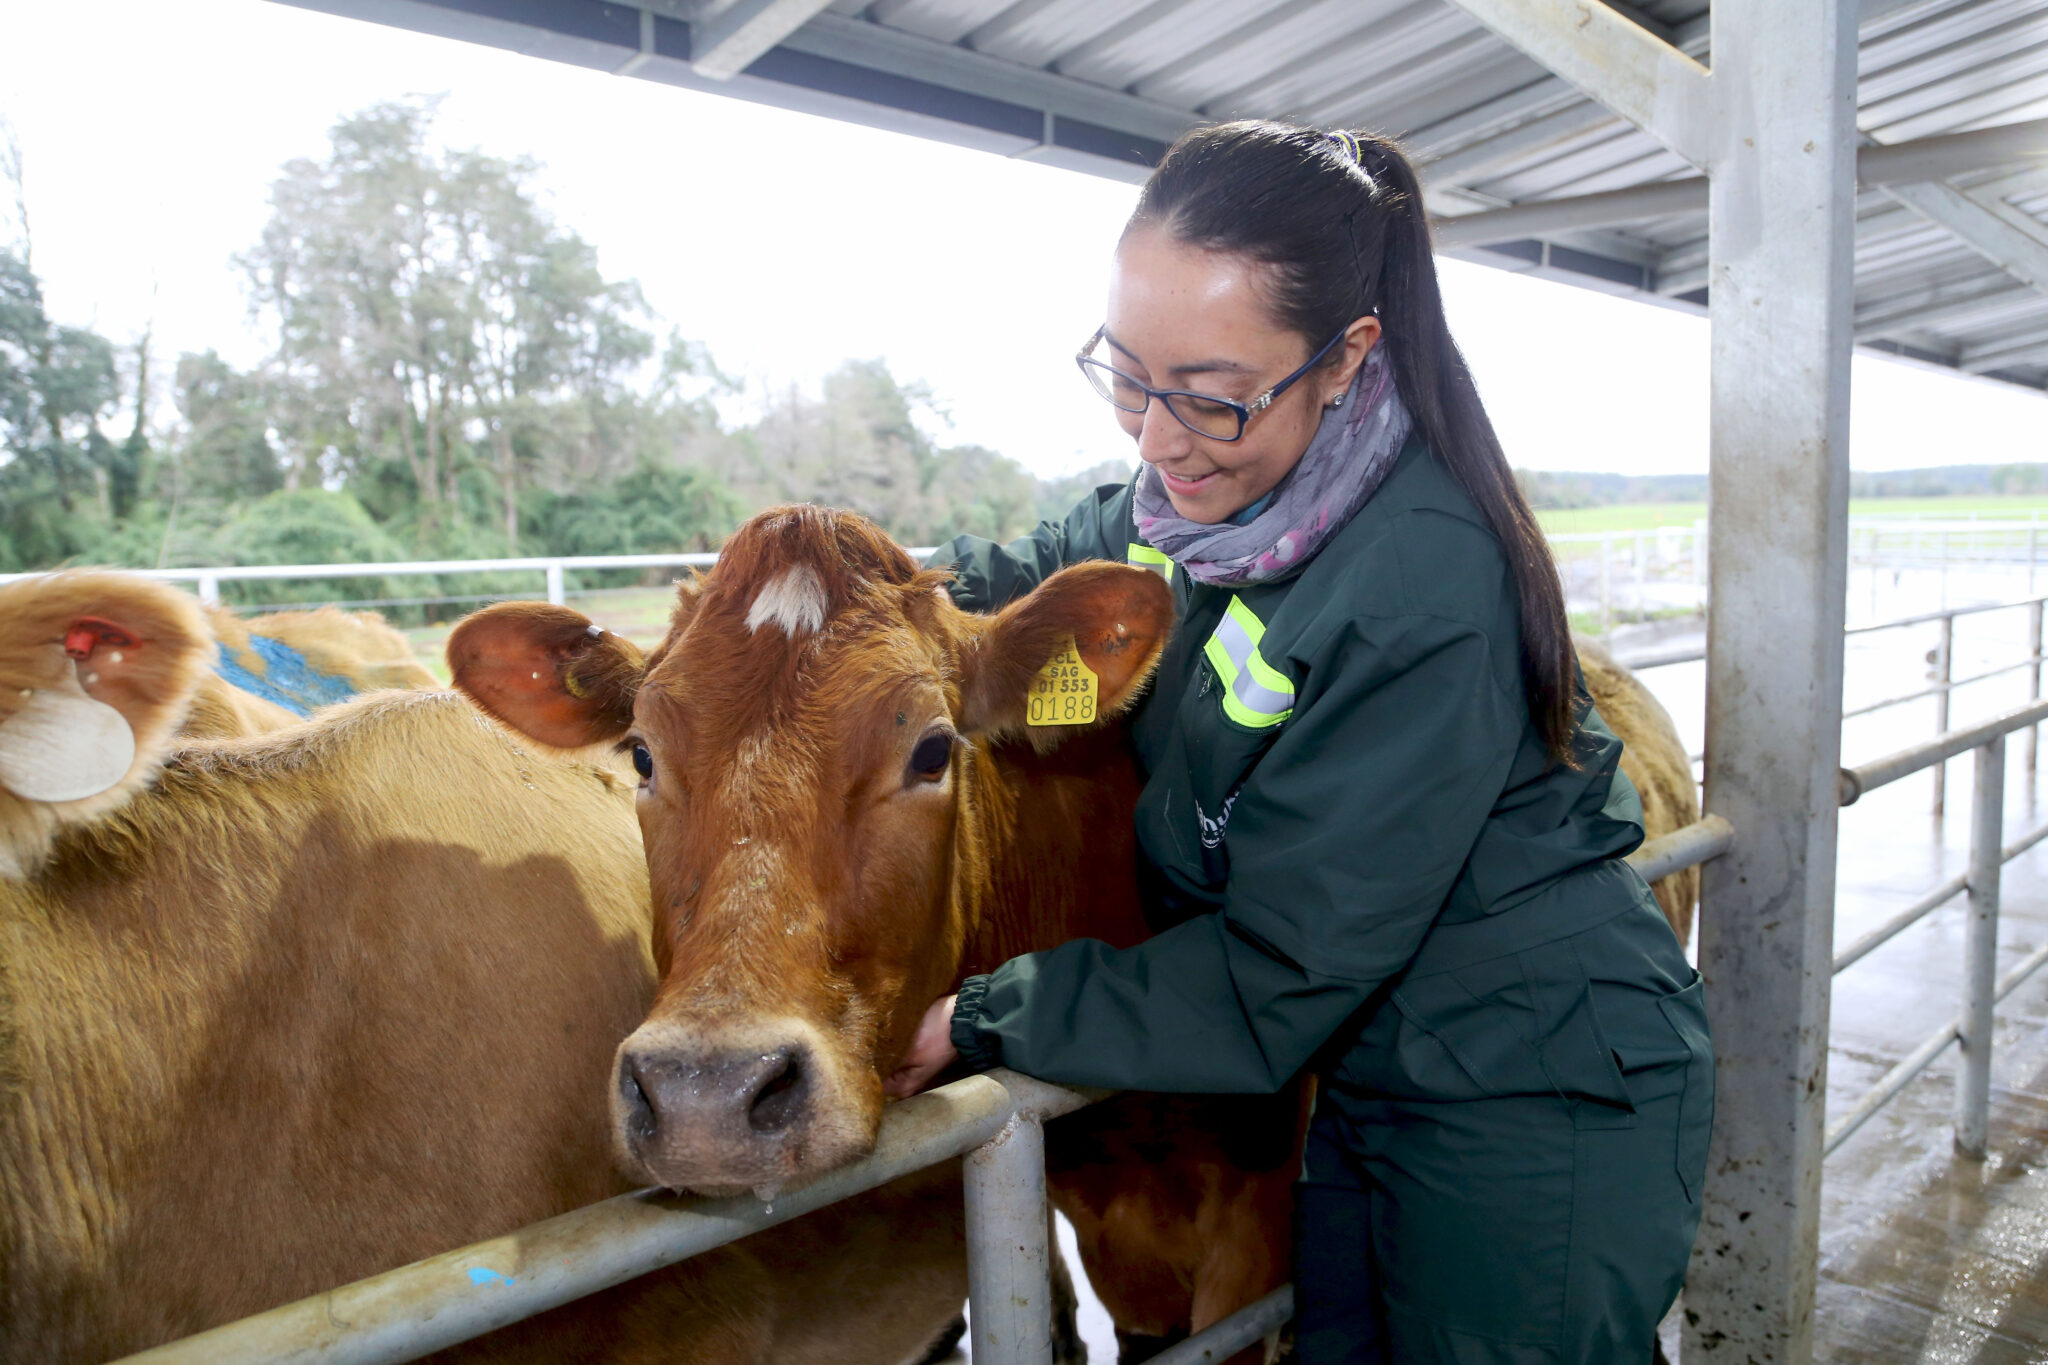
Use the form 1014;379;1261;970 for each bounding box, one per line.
747;1051;809;1135
619;1057;657;1141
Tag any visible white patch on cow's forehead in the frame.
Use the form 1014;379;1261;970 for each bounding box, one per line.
745;565;828;636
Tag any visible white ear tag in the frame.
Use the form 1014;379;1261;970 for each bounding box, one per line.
0;670;137;802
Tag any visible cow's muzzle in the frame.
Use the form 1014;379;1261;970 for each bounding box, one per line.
612;1019;869;1195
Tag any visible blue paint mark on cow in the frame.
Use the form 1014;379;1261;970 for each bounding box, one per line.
467;1267;516;1288
214;636;356;717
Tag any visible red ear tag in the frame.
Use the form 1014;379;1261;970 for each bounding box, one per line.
64;618;138;661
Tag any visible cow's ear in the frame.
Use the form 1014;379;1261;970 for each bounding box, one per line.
1;572;216;876
959;562;1174;743
448;603;646;749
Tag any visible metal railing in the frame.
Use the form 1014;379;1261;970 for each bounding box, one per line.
107;822;1734;1365
1826;695;2048;1157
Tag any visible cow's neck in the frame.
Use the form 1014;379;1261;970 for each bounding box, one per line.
953;724;1152;982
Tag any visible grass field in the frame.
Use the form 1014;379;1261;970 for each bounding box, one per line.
1538;497;2048;536
1537;503;1707;535
400;585;681;682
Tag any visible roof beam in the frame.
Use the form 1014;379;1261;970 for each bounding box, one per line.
692;0;838;79
1855;273;2040;339
1882;180;2048;295
1435;177;1703;248
1431;118;2048;247
1960;328;2048;374
1439;0;1713;169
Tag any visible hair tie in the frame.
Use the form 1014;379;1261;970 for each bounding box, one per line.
1326;130;1362;166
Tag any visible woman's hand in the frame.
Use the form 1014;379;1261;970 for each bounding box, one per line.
885;995;959;1098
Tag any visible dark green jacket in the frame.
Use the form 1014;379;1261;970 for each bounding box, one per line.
935;436;1652;1096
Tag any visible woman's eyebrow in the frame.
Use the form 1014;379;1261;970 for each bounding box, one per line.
1102;328;1253;378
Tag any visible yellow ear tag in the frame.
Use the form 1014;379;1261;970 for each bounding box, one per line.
1027;639;1098;727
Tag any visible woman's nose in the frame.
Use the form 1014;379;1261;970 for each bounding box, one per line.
1135;400;1193;466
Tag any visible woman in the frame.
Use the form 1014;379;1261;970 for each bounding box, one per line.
887;121;1711;1364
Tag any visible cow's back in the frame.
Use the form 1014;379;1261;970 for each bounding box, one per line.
0;691;653;1361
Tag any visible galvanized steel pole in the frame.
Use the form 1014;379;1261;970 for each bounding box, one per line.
1600;532;1613;636
1935;615;1954;816
1957;734;2005;1158
963;1112;1053;1365
1688;0;1858;1359
2029;600;2042;777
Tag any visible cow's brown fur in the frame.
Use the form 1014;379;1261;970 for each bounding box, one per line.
1578;636;1700;944
180;604;440;740
0;574;982;1365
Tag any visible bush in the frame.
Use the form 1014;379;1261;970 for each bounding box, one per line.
216;489;417;609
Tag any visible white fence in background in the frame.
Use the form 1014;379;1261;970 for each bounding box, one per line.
6;516;2048;636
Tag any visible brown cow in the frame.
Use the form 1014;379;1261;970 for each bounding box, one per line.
1577;636;1700;945
0;571;982;1365
450;505;1297;1362
184;601;440;738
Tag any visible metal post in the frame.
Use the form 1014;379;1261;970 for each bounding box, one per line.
545;562;566;606
2030;522;2039;597
1635;530;1648;619
1957;734;2005;1158
197;572;221;607
1689;1;1858;1359
2029;599;2044;778
963;1114;1052;1365
1600;533;1613;636
1935;615;1954;816
1942;529;1951;609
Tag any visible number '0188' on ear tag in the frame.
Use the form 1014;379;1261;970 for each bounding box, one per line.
1027;639;1098;727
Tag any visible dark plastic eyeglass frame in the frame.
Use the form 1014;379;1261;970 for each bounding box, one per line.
1075;325;1349;442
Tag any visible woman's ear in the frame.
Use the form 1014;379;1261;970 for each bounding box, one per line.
1323;315;1382;406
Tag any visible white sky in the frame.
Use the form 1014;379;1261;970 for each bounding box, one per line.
1;0;2042;480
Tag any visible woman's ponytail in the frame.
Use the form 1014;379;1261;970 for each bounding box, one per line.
1352;135;1579;765
1130;121;1581;765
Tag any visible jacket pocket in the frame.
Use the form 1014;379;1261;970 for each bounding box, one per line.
1657;973;1714;1201
1388;943;1636;1117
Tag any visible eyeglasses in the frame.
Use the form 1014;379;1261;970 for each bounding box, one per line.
1075;326;1348;442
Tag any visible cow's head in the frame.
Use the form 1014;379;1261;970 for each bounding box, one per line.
450;505;1173;1195
0;572;216;879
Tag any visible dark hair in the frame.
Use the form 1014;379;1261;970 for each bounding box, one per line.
1129;120;1578;765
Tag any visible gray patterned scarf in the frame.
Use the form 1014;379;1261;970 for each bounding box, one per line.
1133;344;1412;587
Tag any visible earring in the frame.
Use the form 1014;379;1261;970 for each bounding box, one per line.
1329;393;1346;409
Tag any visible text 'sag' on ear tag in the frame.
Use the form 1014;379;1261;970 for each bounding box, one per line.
1027;639;1098;727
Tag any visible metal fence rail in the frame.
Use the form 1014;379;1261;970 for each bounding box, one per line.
1825;695;2048;1157
106;824;1733;1365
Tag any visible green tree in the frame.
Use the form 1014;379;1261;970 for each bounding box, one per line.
242;99;659;551
0;249;124;570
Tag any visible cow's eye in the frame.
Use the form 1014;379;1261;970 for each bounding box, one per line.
631;743;653;782
908;731;954;783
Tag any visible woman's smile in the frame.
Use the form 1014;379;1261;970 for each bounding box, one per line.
1157;465;1222;497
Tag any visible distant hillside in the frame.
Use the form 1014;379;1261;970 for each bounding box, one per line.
1517;463;2048;509
1516;470;1707;509
1849;463;2048;497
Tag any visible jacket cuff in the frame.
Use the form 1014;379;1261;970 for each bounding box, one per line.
950;975;1003;1073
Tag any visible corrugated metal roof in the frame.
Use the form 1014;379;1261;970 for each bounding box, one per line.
279;0;2048;390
